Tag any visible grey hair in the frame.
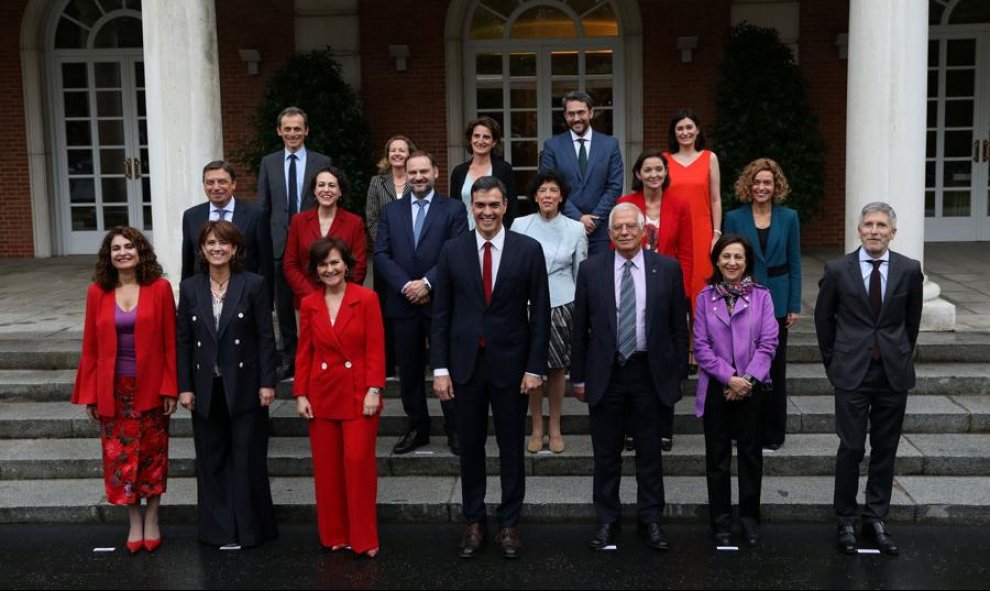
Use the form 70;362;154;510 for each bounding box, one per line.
608;202;645;230
859;201;897;229
561;90;594;111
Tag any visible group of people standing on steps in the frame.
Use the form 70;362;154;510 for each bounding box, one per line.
71;93;921;560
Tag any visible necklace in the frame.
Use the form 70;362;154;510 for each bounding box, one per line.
210;274;230;294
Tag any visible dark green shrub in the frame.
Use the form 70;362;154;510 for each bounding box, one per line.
712;23;826;223
238;48;376;214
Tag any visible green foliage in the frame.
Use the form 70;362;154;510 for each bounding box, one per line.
712;23;826;224
238;48;376;215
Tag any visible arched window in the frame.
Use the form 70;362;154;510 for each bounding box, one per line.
930;0;990;25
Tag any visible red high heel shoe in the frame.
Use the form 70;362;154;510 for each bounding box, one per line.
125;539;144;554
143;538;162;552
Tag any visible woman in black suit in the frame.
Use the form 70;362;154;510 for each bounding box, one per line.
449;116;518;228
177;220;278;549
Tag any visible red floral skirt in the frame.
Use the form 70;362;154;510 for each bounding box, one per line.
99;376;170;505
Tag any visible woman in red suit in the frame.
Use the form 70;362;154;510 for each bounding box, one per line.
72;226;177;554
283;166;368;309
617;150;693;451
294;236;385;557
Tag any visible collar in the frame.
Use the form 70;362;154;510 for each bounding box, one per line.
859;248;890;264
412;190;435;205
475;225;506;251
614;248;644;272
570;128;593;143
284;146;307;160
211;197;235;214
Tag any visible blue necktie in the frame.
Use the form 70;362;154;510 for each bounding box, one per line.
617;260;637;364
287;154;298;217
413;198;427;247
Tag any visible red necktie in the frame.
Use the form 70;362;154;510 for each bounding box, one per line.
483;241;493;306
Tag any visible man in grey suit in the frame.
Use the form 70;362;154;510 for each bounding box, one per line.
815;201;923;556
539;90;623;255
257;106;332;378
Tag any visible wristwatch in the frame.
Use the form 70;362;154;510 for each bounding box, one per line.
741;374;757;386
368;387;382;395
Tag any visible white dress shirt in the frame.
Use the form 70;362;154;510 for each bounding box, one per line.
859;248;890;301
570;128;594;158
210;197;236;221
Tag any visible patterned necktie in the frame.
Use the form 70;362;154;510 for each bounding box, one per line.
216;209;227;221
617;260;637;364
287;153;298;217
413;198;427;247
577;138;588;176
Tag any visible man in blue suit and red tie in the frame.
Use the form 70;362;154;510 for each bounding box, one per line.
539;90;624;255
432;176;550;560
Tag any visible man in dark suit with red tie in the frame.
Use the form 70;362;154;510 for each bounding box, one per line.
815;201;923;556
431;176;550;559
570;202;688;552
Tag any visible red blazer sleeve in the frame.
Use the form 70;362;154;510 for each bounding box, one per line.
156;279;178;397
293;292;317;397
71;283;103;407
284;214;317;302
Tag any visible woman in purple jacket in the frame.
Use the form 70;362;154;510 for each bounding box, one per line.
694;234;779;548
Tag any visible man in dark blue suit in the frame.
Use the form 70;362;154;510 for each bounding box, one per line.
539;90;624;255
374;151;469;455
571;202;689;552
181;161;272;285
431;176;550;560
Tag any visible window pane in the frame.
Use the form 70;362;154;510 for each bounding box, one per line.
593;109;613;135
100;149;126;175
476;53;503;76
477;87;503;110
64;92;89;117
927;70;937;98
551;51;578;76
926;161;936;187
101;178;128;203
948;0;990;24
582;2;618;37
944;130;973;158
946;39;976;66
926;131;935;158
68;149;94;175
925;190;935;217
586;51;613;75
586;86;614;108
140;149;149;174
942;190;970;217
96;91;122;117
511;111;538;137
929;1;944;25
511;6;576;39
943;161;972;187
134;61;144;88
928;39;939;66
64;0;103;27
509;86;536;109
62;63;88;89
66;121;92;146
513;169;537;199
483;0;520;17
476;112;505;132
94;63;121;88
927;100;936;127
470;6;505;40
137;90;146;117
945;69;974;97
510;140;538;168
945;100;973;127
567;0;599;15
70;179;95;204
143;204;152;231
103;206;130;228
138;119;148;145
71;206;98;230
509;53;536;77
98;119;125;145
143;177;151;203
55;18;89;49
93;16;143;48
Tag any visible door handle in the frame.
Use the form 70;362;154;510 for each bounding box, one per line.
133;158;142;177
983;139;989;163
123;157;133;180
975;140;981;162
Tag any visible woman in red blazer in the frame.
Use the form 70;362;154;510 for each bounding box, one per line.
616;149;694;452
294;236;385;557
283;166;367;309
71;226;177;554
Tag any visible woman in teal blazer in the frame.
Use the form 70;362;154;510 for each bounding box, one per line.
723;158;801;450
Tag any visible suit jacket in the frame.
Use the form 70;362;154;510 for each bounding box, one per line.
449;157;519;228
693;284;779;417
293;284;385;419
257;148;332;258
373;193;469;319
814;248;923;392
539;130;624;245
72;278;177;418
430;230;551;388
724;205;802;317
180;200;274;292
365;172;407;250
570;250;689;409
176;272;277;418
283;207;367;308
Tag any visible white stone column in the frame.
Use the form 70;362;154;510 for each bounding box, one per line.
844;0;955;330
142;1;223;285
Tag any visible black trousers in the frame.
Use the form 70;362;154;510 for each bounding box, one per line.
703;381;763;530
393;315;456;434
455;350;528;527
761;316;789;446
833;359;907;526
191;378;277;547
273;257;297;364
372;269;397;377
589;354;665;525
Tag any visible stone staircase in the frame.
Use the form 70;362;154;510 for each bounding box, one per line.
2;330;990;525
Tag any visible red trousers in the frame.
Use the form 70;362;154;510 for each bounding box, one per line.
308;414;380;553
99;377;170;505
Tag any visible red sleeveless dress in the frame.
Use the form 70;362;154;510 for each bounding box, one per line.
664;150;715;313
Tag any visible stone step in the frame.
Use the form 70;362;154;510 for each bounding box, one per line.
1;474;987;525
5;331;988;370
3;394;989;440
4;433;990;481
4;362;990;403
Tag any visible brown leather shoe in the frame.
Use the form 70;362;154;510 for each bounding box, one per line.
496;527;521;559
458;522;486;558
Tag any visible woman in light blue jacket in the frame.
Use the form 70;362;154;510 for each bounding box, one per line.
512;170;587;454
694;234;778;548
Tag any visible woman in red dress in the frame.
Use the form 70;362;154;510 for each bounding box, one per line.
283;166;368;309
295;236;385;557
664;108;723;371
72;226;177;553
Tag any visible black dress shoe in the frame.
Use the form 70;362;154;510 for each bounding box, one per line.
458;522;486;558
637;522;670;551
496;527;521;559
392;430;429;455
713;529;732;546
837;524;858;555
624;436;635;451
863;521;899;555
587;522;620;550
447;432;460;456
741;519;760;547
660;437;673;452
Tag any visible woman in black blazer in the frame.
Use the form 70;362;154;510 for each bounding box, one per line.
449;116;518;228
177;220;278;549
